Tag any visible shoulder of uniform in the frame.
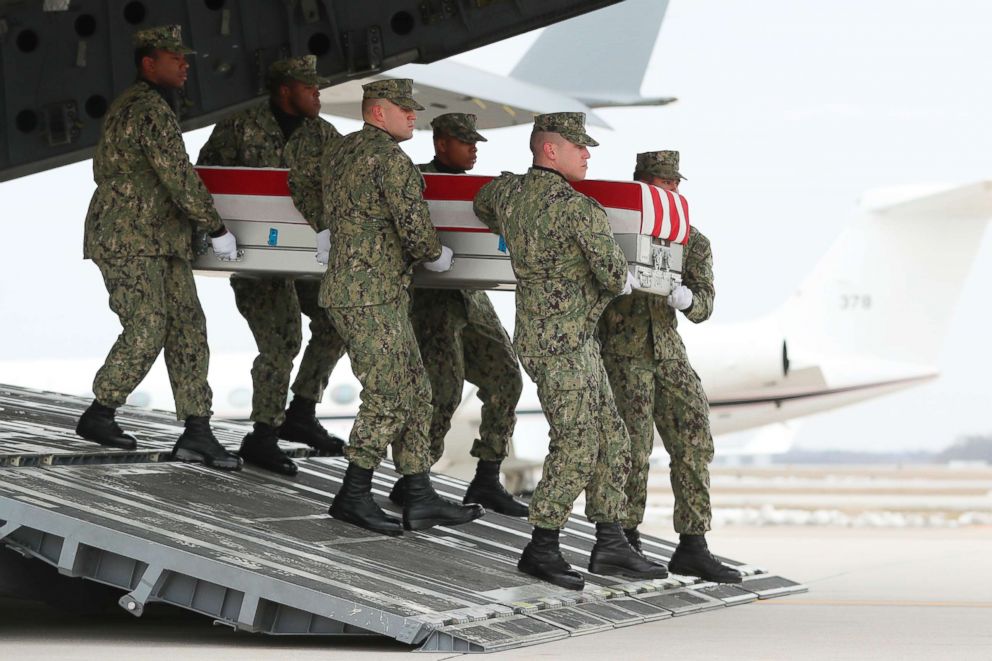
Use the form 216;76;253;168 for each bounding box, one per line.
689;227;710;250
565;189;605;215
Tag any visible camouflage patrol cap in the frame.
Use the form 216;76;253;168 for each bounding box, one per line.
267;55;329;87
362;79;425;111
430;113;487;143
635;150;686;181
132;25;194;55
532;112;598;147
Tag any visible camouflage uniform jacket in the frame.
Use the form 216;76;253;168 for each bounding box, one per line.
474;167;628;357
600;228;714;362
196;101;341;230
320;123;442;308
84;80;223;261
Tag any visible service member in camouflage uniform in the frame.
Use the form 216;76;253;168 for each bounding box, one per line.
321;80;484;535
387;113;528;517
197;56;347;476
474;113;666;589
76;25;241;470
599;150;741;583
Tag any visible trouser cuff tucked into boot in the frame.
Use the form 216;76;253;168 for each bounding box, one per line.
668;534;743;584
517;527;584;590
588;522;668;579
402;472;485;531
463;460;529;517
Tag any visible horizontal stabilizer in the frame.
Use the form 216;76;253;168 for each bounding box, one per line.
510;0;670;107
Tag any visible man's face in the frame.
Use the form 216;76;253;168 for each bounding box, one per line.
284;80;321;119
436;135;478;171
380;100;417;142
555;139;591;182
143;49;189;89
648;175;679;192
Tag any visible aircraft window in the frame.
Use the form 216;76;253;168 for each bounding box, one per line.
228;388;252;408
122;2;146;25
330;384;357;405
16;30;39;53
74;14;97;38
308;33;331;57
85;95;108;119
204;0;225;10
390;11;415;36
15;110;38;134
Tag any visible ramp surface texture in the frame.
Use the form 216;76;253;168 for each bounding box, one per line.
0;385;804;652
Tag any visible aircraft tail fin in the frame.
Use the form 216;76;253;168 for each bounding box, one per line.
510;0;673;107
782;180;992;369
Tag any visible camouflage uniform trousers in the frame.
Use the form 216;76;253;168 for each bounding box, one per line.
602;353;714;534
522;338;631;530
410;288;522;465
327;290;433;475
231;276;346;427
92;256;212;419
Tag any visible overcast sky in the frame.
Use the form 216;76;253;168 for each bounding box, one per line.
1;0;991;452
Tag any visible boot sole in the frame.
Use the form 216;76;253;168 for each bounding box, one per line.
240;456;299;476
588;560;668;580
402;506;485;531
463;497;528;518
173;447;242;471
668;561;743;584
328;508;403;537
517;559;585;590
75;429;137;451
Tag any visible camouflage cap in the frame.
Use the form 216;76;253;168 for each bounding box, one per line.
267;55;329;88
430;113;487;143
532;112;598;147
635;150;686;181
132;24;194;55
362;79;424;111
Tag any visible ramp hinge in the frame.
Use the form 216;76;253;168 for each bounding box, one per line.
342;26;383;74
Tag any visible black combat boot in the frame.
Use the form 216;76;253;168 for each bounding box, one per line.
328;463;403;536
517;527;584;590
624;527;644;554
172;416;242;471
588;522;668;579
279;396;345;456
668;534;743;584
388;476;407;506
75;400;138;450
239;422;298;476
402;472;485;531
463;460;530;517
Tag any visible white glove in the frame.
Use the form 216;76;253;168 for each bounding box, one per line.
667;285;693;311
621;271;638;296
422;245;454;273
315;229;331;266
210;230;238;261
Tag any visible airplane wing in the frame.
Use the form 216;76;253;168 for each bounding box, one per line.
319;61;610;130
322;0;675;130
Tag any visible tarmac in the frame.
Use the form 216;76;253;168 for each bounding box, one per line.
2;462;990;658
2;523;989;660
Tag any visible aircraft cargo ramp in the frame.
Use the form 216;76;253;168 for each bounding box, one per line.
0;384;804;653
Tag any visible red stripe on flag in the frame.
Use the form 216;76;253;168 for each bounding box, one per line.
572;180;644;211
679;193;691;244
648;185;664;237
196;167;291;196
423;174;493;201
664;190;682;241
